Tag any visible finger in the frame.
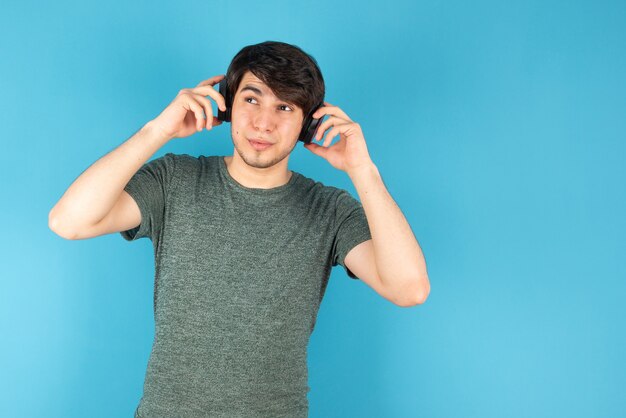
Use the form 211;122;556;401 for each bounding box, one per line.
314;116;342;141
183;96;207;132
314;117;332;141
327;105;351;122
323;125;344;147
304;142;329;159
191;85;227;112
194;94;216;130
195;74;226;88
313;104;352;122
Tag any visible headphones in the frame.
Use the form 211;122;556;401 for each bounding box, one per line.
216;77;324;144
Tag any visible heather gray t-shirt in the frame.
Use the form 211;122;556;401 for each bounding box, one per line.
120;153;372;417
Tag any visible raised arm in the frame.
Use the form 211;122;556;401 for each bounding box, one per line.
48;122;171;240
48;74;228;240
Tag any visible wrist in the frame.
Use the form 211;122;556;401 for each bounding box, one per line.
347;161;379;180
142;121;172;146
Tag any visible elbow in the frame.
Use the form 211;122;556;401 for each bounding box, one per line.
48;210;76;240
415;278;430;304
397;276;430;307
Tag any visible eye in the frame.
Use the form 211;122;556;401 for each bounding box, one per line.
244;96;292;112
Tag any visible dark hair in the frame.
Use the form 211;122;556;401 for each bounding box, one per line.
225;41;325;121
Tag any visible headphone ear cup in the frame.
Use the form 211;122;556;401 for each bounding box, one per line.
299;105;324;144
217;78;231;122
300;116;322;144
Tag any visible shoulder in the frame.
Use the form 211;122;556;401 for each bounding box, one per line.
293;171;346;200
144;153;206;189
292;172;359;218
159;152;211;176
164;152;202;167
146;152;199;170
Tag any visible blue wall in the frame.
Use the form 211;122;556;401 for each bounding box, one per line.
1;0;624;416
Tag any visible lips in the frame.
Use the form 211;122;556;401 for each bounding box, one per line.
248;137;272;145
248;138;274;151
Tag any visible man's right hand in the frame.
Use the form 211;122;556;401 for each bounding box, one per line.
149;74;228;141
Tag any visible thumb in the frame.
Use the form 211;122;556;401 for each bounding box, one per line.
304;142;328;158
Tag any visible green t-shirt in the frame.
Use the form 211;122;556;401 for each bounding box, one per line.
120;153;372;417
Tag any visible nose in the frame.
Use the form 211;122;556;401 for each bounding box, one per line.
252;107;276;132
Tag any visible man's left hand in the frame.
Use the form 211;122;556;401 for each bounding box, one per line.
303;102;374;174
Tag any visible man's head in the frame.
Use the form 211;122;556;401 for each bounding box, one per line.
224;41;325;169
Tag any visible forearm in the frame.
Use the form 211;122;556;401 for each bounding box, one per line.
347;163;429;294
49;121;171;233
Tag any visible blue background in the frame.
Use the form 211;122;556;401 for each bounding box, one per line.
1;0;624;417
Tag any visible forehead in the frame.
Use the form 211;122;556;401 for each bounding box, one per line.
239;71;269;91
241;71;263;83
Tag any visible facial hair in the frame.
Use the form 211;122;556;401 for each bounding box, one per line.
230;128;299;169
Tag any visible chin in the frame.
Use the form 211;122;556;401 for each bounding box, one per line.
234;145;282;169
230;128;298;169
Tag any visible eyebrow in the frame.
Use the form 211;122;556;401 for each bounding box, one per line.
240;85;264;96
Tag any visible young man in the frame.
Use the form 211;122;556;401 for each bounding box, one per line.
49;41;429;417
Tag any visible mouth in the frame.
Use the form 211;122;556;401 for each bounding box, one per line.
248;137;272;144
248;138;274;151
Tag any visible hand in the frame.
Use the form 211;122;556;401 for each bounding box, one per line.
303;102;374;174
149;74;228;141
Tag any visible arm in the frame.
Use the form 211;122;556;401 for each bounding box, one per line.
300;100;431;305
48;121;170;239
347;163;430;304
48;74;228;239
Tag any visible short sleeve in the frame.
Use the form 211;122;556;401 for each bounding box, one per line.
331;189;372;280
119;152;176;242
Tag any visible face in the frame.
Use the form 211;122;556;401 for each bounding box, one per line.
230;71;304;169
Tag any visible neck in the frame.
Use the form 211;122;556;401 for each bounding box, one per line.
224;154;293;189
